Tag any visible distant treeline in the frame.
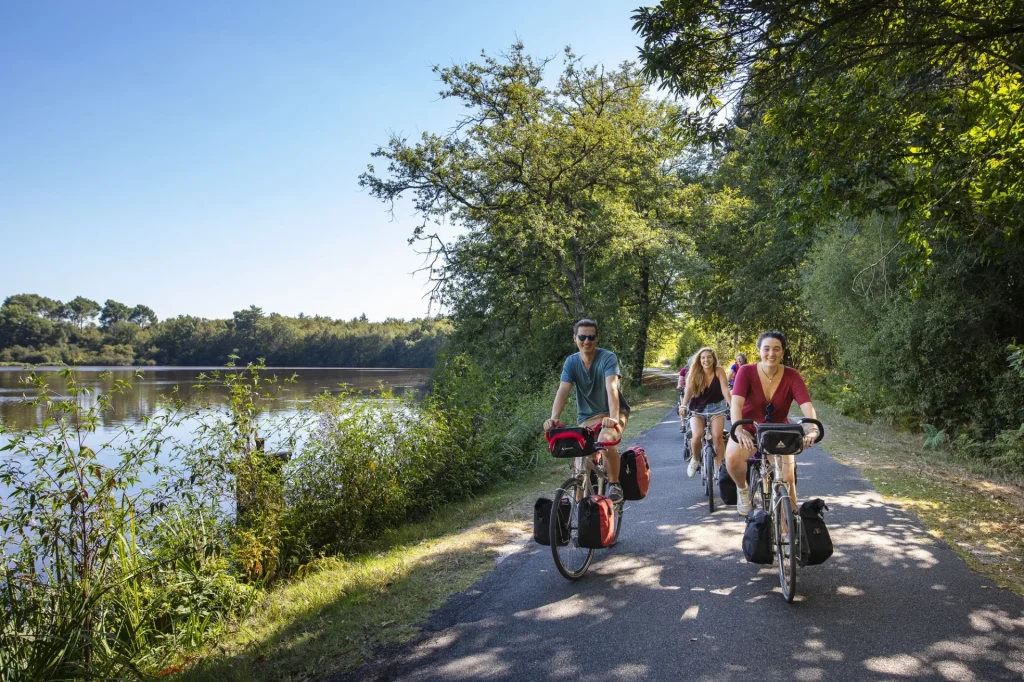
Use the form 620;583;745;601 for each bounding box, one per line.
0;294;449;367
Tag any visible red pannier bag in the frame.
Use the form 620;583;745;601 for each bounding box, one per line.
577;495;615;548
620;446;650;500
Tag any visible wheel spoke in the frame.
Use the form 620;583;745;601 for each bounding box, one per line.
551;479;595;580
774;490;797;602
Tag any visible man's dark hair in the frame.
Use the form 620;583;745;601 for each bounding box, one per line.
757;330;788;355
574;318;599;335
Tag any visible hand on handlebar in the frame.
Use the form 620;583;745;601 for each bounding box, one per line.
601;417;620;431
803;425;819;450
543;418;558;433
737;429;755;451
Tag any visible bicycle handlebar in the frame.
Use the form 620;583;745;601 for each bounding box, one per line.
729;418;825;444
729;420;755;442
545;421;623;449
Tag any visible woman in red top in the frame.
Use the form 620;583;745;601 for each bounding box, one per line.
726;331;820;516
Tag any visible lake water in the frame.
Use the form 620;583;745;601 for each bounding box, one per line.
0;366;431;503
0;366;431;433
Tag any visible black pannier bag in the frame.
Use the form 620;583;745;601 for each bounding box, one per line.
756;423;806;456
718;462;737;505
533;497;571;546
798;498;834;566
742;510;774;564
546;426;596;459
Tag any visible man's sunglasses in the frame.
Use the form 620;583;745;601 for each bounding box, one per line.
764;403;775;423
577;334;597;342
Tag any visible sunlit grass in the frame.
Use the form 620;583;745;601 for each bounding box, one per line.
817;402;1024;596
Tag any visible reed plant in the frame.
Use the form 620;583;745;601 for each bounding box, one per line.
0;367;265;681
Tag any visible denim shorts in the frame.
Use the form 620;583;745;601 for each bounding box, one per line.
692;399;729;417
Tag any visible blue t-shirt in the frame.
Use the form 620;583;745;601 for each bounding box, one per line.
560;348;628;423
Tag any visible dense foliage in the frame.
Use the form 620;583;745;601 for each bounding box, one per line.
634;1;1024;465
0;295;449;368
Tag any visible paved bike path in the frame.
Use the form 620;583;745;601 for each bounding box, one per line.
349;410;1024;681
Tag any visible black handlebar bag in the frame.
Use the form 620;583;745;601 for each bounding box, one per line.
546;426;596;459
755;423;805;456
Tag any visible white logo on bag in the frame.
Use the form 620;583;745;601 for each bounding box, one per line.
777;439;787;449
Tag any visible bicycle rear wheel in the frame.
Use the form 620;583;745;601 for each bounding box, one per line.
774;491;797;602
703;443;715;513
551;478;595;580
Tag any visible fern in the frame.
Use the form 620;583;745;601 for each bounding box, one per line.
922;423;947;450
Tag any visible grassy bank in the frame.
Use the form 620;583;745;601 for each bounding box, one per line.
176;383;678;681
816;402;1024;596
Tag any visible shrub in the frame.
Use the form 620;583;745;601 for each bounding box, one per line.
0;369;257;681
992;425;1024;473
281;352;551;564
283;390;448;562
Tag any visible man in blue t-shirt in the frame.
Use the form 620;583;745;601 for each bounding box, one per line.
543;319;631;503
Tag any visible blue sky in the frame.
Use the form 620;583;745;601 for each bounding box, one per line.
0;1;646;321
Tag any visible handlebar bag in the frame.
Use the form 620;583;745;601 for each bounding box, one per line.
756;423;805;456
798;498;833;566
620;446;650;500
533;497;571;547
577;495;615;548
742;509;774;564
547;426;595;459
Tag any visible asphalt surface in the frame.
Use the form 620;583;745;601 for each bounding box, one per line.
349;409;1024;682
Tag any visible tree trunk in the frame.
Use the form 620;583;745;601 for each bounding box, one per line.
630;257;652;388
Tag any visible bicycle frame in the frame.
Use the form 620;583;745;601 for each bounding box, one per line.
750;452;792;510
569;449;608;496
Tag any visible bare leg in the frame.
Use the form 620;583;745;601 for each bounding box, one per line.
582;413;629;485
689;414;705;463
710;414;726;469
725;438;749;492
780;455;797;511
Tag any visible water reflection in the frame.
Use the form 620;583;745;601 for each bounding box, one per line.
0;366;430;431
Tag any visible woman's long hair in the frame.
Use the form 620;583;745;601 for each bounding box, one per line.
686;347;719;395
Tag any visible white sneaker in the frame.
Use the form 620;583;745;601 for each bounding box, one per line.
736;487;752;516
687;457;699;478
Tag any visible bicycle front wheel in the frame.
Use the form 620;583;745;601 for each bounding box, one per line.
703;444;715;513
747;461;762;513
551;478;595;580
613;500;624;544
774;492;798;602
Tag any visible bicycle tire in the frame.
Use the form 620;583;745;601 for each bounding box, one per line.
747;460;761;513
551;478;595;580
613;500;624;544
745;458;770;512
774;492;798;602
703;443;715;513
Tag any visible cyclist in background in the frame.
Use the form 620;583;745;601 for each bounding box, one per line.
544;319;631;503
677;357;691;432
725;331;820;515
681;347;732;478
727;352;748;389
